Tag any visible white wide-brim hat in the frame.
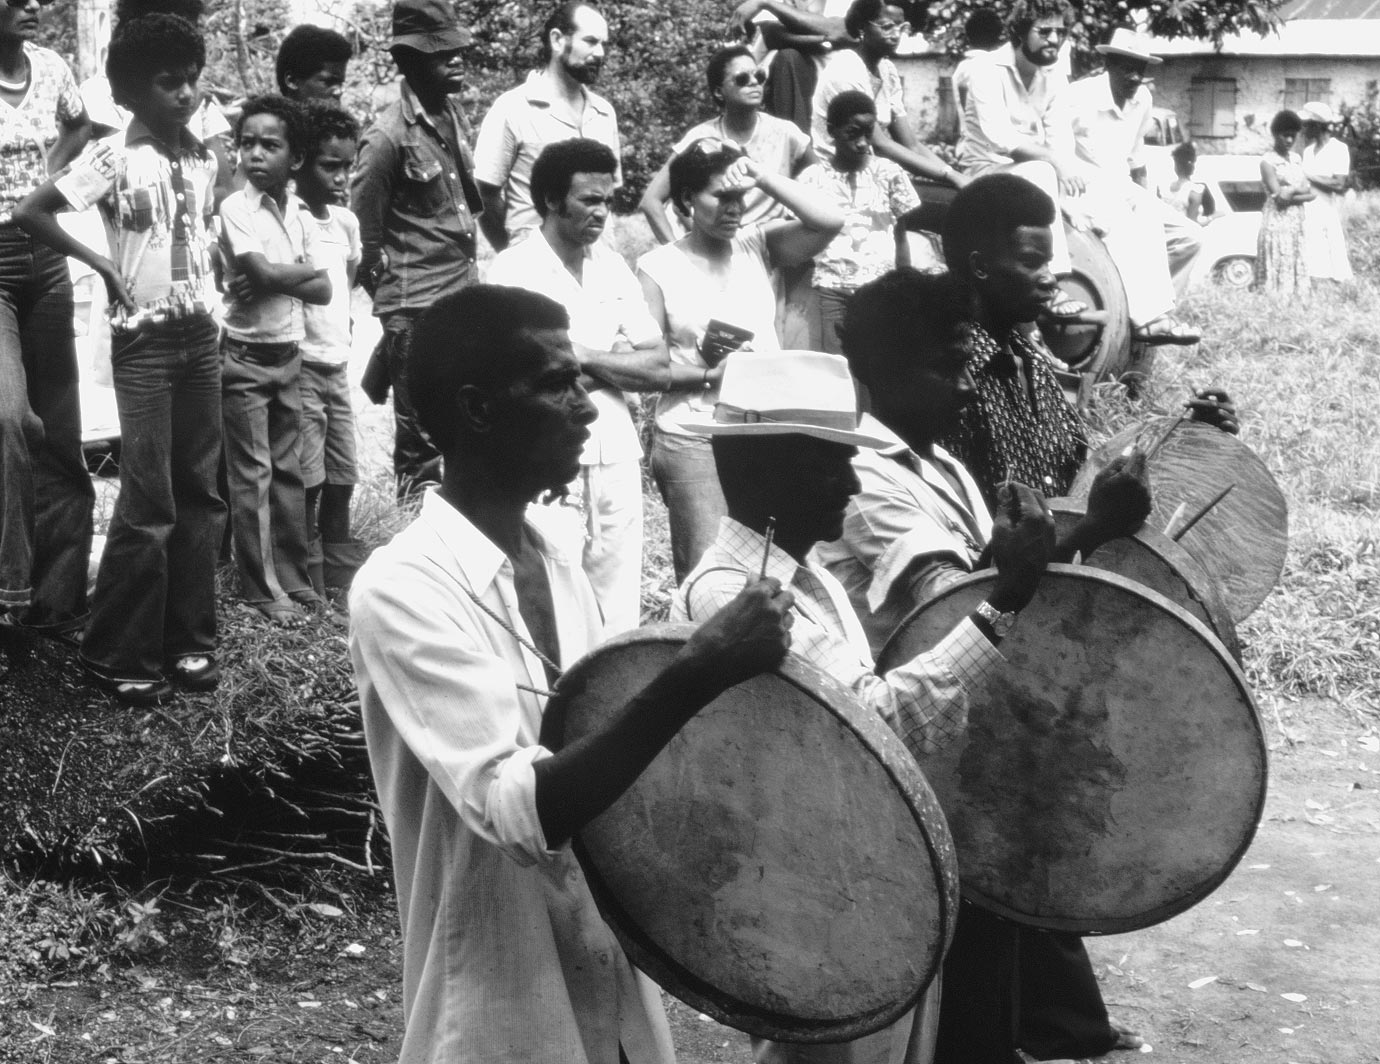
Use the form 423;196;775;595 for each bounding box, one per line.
1095;28;1162;65
681;350;891;449
1299;101;1337;124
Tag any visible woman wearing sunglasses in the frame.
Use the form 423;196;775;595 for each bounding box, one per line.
639;45;816;245
0;0;95;636
637;138;842;580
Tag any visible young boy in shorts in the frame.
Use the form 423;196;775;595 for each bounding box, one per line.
294;103;365;600
276;24;353;104
218;95;331;625
14;13;223;705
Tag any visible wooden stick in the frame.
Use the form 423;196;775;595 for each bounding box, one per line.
1171;484;1236;541
759;516;776;580
1144;410;1189;462
1163;501;1188;537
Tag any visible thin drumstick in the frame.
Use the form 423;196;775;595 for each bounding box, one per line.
1163;501;1188;537
1171;484;1235;541
1144;410;1190;462
759;516;776;580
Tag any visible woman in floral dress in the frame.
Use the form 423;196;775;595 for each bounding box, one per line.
1255;109;1314;296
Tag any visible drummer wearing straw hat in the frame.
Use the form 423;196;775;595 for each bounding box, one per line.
671;347;1060;1064
349;283;797;1064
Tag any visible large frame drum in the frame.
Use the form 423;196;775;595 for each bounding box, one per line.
543;625;960;1043
878;566;1267;934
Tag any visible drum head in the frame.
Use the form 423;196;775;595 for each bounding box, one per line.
877;566;1266;934
1069;419;1288;622
544;625;959;1043
1047;499;1240;661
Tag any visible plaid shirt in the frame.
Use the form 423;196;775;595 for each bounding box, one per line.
672;516;1001;756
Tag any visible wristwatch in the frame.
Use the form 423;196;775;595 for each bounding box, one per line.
973;600;1018;641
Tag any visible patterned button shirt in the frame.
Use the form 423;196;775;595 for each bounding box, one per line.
940;320;1086;509
55;120;218;324
673;516;1001;757
0;44;84;224
799;154;919;291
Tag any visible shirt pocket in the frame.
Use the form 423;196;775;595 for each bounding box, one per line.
400;145;449;218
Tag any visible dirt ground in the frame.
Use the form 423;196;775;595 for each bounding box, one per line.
1;694;1375;1064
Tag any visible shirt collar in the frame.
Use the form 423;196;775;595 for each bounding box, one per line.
241;182;298;220
521;69;614;117
1087;72;1148;116
718;516;803;587
400;80;459;132
991;42;1020;71
124;117;207;158
419;490;574;594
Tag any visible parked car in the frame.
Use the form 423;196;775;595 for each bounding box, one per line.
1185;154;1266;290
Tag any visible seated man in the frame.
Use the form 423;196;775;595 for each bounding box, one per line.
957;0;1197;340
672;347;1057;1064
349;284;795;1063
1065;28;1202;309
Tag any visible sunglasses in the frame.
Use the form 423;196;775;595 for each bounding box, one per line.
686;137;744;161
4;0;54;8
730;69;768;88
1031;25;1066;38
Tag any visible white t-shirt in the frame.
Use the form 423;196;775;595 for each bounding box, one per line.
301;205;362;366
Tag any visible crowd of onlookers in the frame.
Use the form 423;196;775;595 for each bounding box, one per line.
0;0;1355;710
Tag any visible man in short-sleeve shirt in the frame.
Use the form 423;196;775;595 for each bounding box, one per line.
474;2;620;250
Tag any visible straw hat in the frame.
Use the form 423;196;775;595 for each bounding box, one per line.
1095;28;1162;65
1299;101;1337;125
682;350;891;449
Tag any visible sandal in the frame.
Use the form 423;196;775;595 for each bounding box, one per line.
1109;1017;1144;1051
255;599;306;627
1046;289;1090;318
289;588;327;610
83;663;174;707
1133;315;1201;346
168;654;221;691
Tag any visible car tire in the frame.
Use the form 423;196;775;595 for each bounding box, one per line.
1213;255;1256;290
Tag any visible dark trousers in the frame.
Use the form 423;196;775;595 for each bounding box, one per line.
380;311;441;502
221;337;311;605
0;226;93;627
764;48;817;133
81;317;225;681
934;902;1116;1064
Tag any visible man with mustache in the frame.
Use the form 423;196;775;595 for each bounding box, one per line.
476;1;620;250
487;138;667;635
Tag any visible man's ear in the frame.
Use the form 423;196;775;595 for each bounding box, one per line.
967;248;989;282
456;384;493;435
289;152;305;174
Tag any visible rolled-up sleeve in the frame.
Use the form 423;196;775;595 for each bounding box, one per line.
350;571;560;867
349;126;396;292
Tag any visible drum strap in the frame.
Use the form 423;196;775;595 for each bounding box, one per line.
446;571;563;698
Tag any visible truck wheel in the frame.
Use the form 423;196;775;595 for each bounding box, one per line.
1042;224;1133;384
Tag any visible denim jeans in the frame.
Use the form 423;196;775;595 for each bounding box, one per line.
0;225;93;627
80;317;226;681
221;337;311;605
380;311;441;502
650;428;727;582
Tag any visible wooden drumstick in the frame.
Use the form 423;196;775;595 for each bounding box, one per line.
1171;484;1235;541
1144;410;1190;462
1163;501;1188;537
760;516;776;579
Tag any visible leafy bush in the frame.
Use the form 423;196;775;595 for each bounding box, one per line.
1340;80;1380;191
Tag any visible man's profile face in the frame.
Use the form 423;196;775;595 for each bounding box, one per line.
860;5;907;59
553;170;615;247
558;7;608;85
869;326;976;442
489;327;598;493
1105;54;1149;103
756;436;861;547
1020;17;1065;67
975;224;1058;323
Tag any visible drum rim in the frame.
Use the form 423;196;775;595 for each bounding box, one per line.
877;564;1269;935
547;623;960;1042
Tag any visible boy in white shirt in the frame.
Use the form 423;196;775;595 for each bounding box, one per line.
294;104;365;600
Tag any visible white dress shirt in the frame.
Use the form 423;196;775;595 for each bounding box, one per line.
486;231;659;465
1066;72;1153;178
349;492;674;1064
956;42;1070;173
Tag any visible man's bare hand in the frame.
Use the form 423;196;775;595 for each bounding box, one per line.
680;577;795;693
1186;388;1239;435
1085;450;1152;543
729;0;766;37
988;483;1056;613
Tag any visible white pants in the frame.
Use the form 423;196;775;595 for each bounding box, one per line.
572;459;644;636
750;979;941;1064
1076;175;1197;326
